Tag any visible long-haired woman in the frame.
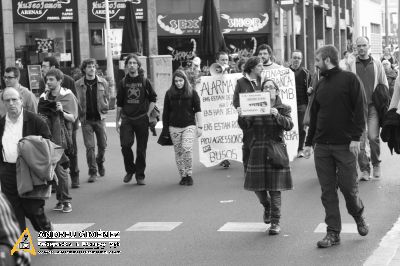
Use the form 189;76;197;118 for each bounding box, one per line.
162;70;203;185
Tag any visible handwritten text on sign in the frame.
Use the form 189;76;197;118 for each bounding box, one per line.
262;67;298;161
196;74;243;167
239;91;271;116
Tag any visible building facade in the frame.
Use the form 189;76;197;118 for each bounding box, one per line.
0;0;355;85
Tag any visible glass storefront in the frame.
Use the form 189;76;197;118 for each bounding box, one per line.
14;23;74;67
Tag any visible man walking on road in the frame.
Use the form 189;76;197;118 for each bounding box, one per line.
41;56;80;188
347;36;388;180
0;67;37;117
0;87;53;231
304;45;369;248
116;54;157;185
39;69;78;213
75;59;109;183
289;50;312;158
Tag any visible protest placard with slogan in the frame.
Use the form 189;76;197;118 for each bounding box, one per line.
196;73;243;167
262;67;298;161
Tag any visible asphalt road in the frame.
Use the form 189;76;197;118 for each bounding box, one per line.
28;125;400;266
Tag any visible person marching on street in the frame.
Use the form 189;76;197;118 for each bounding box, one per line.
40;56;80;188
75;58;110;184
347;36;388;181
162;70;203;186
0;67;37;117
38;69;78;213
116;54;157;185
233;57;263;173
0;87;53;231
304;45;369;248
289;50;312;158
238;78;294;235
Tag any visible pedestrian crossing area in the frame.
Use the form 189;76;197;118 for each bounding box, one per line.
49;222;360;233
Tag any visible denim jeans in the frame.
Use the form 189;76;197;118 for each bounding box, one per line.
0;163;52;232
81;119;107;175
55;162;72;204
358;104;381;173
314;144;364;233
120;116;149;179
297;104;307;152
254;190;282;223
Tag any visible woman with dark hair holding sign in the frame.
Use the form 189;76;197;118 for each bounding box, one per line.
162;70;203;186
238;79;293;235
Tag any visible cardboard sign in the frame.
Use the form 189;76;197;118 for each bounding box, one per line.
239;91;271;116
196;73;243;167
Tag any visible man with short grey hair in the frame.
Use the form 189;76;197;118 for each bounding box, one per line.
347;36;389;181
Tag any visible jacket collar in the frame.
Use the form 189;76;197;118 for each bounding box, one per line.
320;66;341;78
77;75;107;88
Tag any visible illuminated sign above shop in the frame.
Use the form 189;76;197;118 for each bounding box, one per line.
157;13;270;36
13;0;77;23
87;0;147;22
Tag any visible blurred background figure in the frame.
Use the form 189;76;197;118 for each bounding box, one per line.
382;59;398;97
381;47;397;69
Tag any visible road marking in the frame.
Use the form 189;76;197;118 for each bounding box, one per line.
218;222;269;232
52;223;95;231
314;223;359;233
126;222;182;231
364;216;400;266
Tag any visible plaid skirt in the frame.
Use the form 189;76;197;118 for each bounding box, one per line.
244;139;293;191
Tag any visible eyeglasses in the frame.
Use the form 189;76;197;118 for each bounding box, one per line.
293;57;302;60
3;76;16;80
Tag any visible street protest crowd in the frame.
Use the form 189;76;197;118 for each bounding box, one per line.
1;37;400;265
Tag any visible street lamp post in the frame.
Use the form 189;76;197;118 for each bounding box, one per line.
104;0;115;99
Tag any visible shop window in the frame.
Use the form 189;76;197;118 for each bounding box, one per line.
14;23;74;67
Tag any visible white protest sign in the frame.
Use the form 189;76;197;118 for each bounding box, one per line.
262;67;298;161
196;73;243;167
239;91;271;116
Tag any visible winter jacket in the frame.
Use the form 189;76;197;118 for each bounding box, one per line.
372;84;391;127
380;108;400;154
75;76;110;123
16;135;64;199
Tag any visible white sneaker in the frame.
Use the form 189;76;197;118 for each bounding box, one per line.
373;165;381;178
360;171;370;181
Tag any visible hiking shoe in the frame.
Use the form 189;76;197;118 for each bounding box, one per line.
88;174;97;183
62;203;72;213
317;232;340;248
354;216;369;236
373;165;381;178
53;202;63;211
98;163;105;177
179;176;187;185
136;178;146;185
297;150;305;158
268;223;281;235
359;171;370;181
123;173;133;183
263;209;271;224
186;176;193;186
220;160;230;168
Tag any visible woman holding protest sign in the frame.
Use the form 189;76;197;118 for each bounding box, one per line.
238;79;294;235
162;70;203;186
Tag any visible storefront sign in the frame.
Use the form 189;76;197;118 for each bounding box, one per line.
13;0;77;23
157;12;270;36
87;0;147;22
27;65;41;93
